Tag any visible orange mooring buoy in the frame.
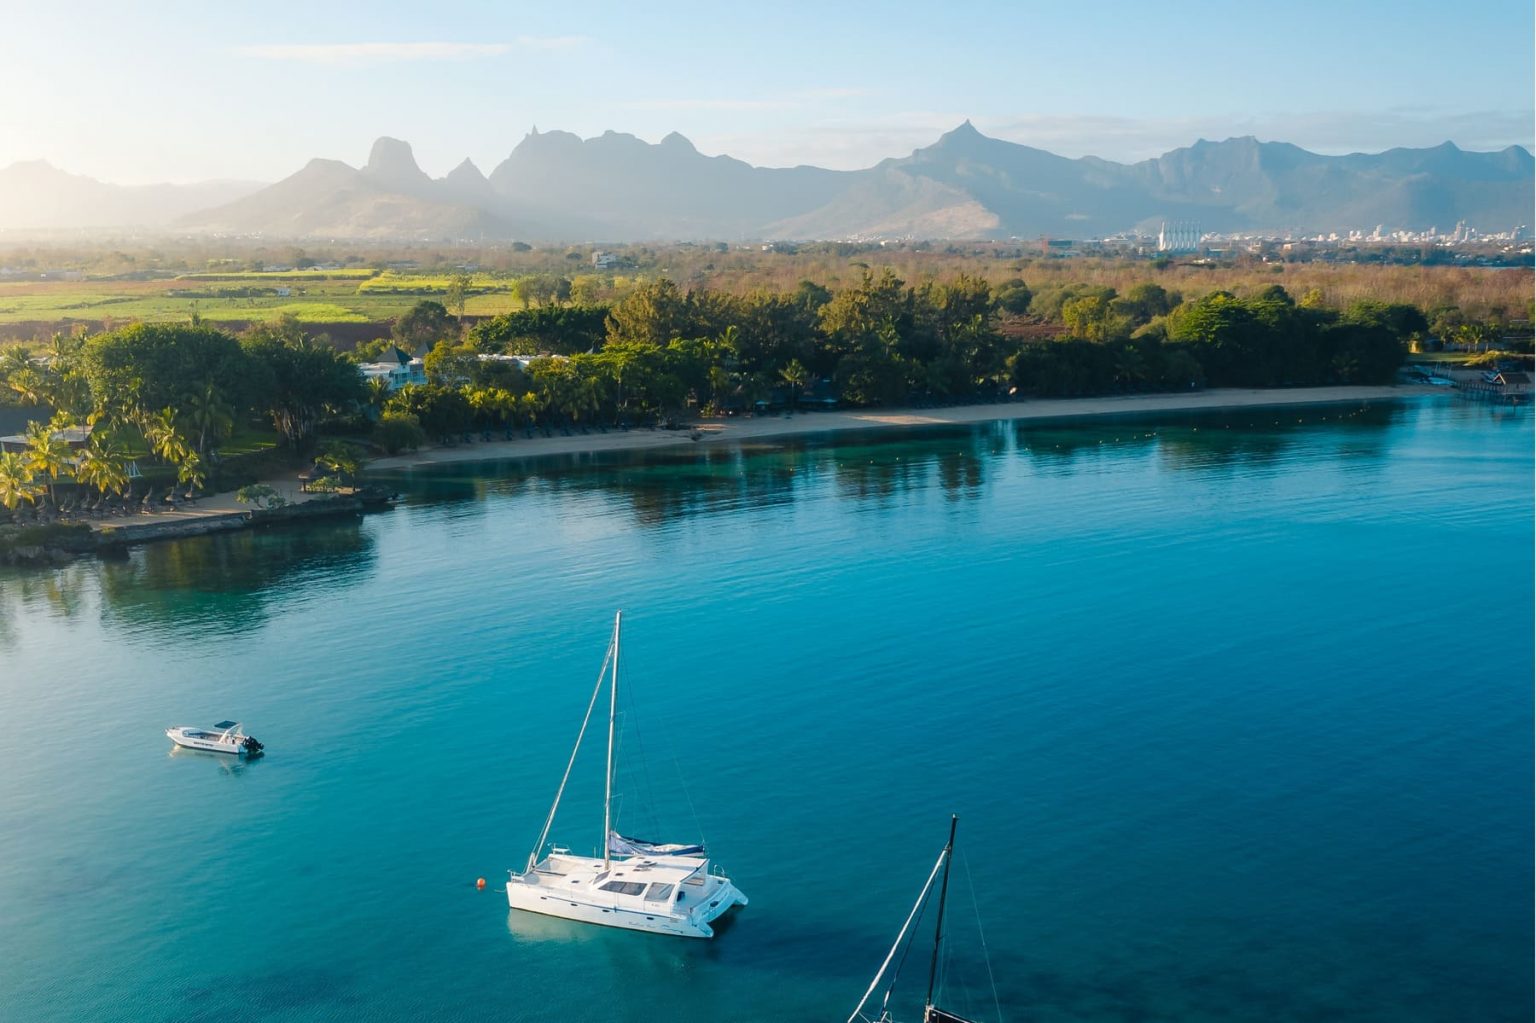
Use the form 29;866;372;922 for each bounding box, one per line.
476;877;486;890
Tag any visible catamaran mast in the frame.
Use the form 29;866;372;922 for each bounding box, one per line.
603;610;621;870
925;814;959;1013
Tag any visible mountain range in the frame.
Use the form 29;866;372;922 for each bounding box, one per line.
2;124;1530;241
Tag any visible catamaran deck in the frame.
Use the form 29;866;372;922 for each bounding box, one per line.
509;851;745;937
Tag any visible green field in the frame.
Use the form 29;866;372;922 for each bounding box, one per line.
0;270;533;332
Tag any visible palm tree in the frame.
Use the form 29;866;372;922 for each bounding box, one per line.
182;380;234;458
23;421;73;505
366;376;392;415
0;451;41;510
175;451;207;492
142;407;192;466
570;373;603;426
75;435;130;498
6;365;49;407
0;345;34;394
316;442;364;488
779;359;809;413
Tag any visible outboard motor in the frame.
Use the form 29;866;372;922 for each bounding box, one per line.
242;736;264;756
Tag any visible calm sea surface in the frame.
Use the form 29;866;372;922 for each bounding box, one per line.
0;397;1530;1023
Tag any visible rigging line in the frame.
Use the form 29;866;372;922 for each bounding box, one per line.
879;890;927;1021
622;676;663;840
524;636;614;873
960;849;1004;1023
628;660;707;849
670;725;708;852
847;847;948;1023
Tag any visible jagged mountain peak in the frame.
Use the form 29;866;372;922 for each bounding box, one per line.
441;156;494;205
8;126;1529;240
363;137;431;192
927;119;989;151
446;157;486;180
659;131;697;152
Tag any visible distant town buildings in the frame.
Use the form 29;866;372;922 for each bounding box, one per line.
1156;221;1201;254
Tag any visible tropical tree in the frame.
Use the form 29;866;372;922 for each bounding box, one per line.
445;272;473;321
316;441;365;488
606;278;690;347
1453;322;1497;353
141;407;192;466
0;451;41;509
24;421;74;504
365;376;393;414
235;483;287;510
83;323;252;424
0;344;33;383
993;278;1033;316
382;384;471;442
181;379;235;458
5;364;49;407
779;359;809;411
393;300;459;351
374;411;427;454
75;434;131;497
1061;293;1131;342
241;333;366;449
176;451;207;492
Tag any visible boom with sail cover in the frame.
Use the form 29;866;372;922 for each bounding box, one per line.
608;832;706;857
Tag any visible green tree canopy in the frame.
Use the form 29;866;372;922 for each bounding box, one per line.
392;300;459;352
605;278;691;348
83;323;253;424
382;384;471;442
241;333;365;448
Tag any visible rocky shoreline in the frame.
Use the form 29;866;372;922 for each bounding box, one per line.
0;495;386;568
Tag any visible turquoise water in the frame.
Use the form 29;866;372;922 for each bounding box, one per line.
0;397;1530;1022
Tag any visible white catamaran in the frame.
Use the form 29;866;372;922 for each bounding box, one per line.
848;816;992;1023
506;611;747;938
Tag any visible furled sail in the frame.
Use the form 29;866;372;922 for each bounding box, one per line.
608;830;705;857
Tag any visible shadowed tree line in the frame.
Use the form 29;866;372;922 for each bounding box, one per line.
372;274;1425;451
0;268;1460;508
0;318;363;514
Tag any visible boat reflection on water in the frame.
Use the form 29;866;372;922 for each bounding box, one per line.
167;744;263;776
504;907;613;946
504;895;745;948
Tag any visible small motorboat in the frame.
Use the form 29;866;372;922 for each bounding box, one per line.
166;721;264;757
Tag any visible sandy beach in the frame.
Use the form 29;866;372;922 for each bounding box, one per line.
65;384;1426;536
369;384;1432;472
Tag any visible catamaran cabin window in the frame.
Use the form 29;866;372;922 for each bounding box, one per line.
645;883;675;901
599;880;647;896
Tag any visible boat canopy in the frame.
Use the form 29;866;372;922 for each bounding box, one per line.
607;830;705;858
214;721;240;730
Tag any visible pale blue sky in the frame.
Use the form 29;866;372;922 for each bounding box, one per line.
1;0;1530;183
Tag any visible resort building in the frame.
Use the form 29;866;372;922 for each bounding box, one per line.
358;346;427;391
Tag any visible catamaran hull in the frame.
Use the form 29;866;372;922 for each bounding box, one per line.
506;880;746;939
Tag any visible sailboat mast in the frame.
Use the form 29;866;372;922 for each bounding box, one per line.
925;814;959;1012
603;610;621;869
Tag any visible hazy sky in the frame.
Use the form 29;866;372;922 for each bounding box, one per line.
1;0;1531;184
